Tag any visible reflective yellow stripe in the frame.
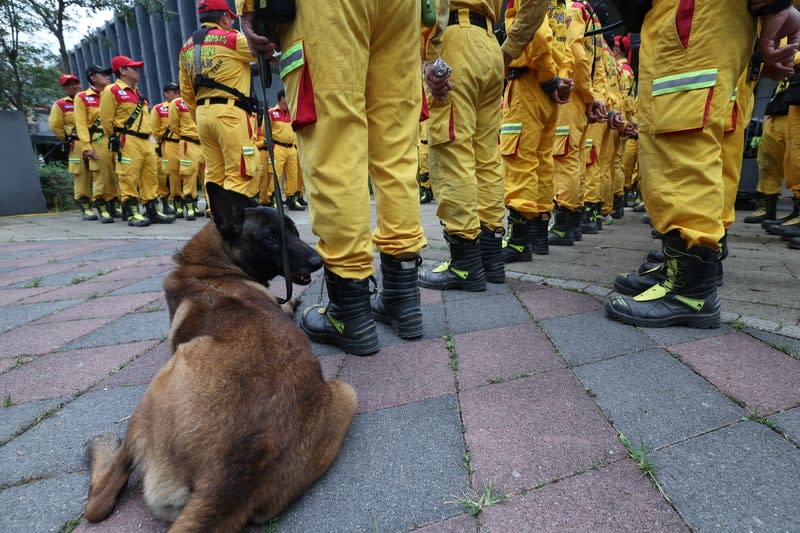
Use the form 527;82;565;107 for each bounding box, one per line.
652;68;718;96
500;123;522;135
280;41;304;78
555;125;570;136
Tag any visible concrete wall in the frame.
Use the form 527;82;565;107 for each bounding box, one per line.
1;112;47;216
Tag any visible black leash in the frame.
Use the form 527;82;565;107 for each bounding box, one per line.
255;54;293;304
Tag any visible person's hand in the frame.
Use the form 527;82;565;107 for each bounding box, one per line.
609;112;625;130
586;99;607;122
759;7;800;78
83;149;98;160
555;77;573;103
623;121;638;138
424;62;453;100
240;12;279;57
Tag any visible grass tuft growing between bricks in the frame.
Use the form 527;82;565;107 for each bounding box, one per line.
24;276;43;288
742;412;777;430
449;481;508;517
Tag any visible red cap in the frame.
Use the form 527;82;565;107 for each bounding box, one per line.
59;74;80;86
198;0;237;19
111;55;145;72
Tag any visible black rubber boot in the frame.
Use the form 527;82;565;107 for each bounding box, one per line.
766;196;800;236
161;197;176;215
287;193;306;211
108;198;122;219
573;208;583;242
530;215;549;255
173;197;185;219
93;200;114;224
612;194;625;219
145;200;176;224
371;253;423;339
762;195;799;230
297;194;308;206
614;261;665;296
502;208;533;263
300;270;379;355
419;231;486;291
122;200;150;227
548;206;577;246
479;227;505;284
788;236;800;249
185;198;197;221
743;193;778;224
581;202;600;235
419;173;434;204
78;196;98;221
606;233;721;329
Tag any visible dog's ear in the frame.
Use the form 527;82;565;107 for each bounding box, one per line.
206;182;252;241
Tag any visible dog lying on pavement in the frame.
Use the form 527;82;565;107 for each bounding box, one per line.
83;182;357;532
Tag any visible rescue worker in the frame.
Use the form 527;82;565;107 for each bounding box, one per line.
418;120;434;204
151;83;181;217
238;0;430;355
500;0;572;261
266;89;305;211
168;86;204;220
549;0;607;246
178;0;260;206
74;64;118;223
100;55;175;227
606;1;800;328
254;109;275;207
418;0;549;291
50;73;96;221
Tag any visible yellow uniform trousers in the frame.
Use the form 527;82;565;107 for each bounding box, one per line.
553;97;589;210
428;17;505;238
756;114;789;196
258;148;273;202
159;140;181;199
279;0;426;278
582;122;610;204
68;143;92;201
196;101;260;199
116;135;158;203
597;128;620;215
179;140;202;199
612;132;625;198
269;144;302;196
86;139;117;202
622;138;639;190
638;0;755;249
785;106;800;196
721;74;757;229
501;74;559;218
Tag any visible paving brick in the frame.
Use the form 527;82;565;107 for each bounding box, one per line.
0;341;158;404
480;459;688;532
19;279;133;303
650;421;800;532
0;261;85;287
516;286;603;320
109;275;169;295
0;286;57;306
0;397;64;444
0;299;80;334
0;318;111;357
539;312;655;366
8;268;108;288
445;291;531;334
455;323;564;390
743;328;800;359
412;514;478;532
0;385;146;487
90;342;171;390
573;349;743;448
60;310;171;350
318;353;344;381
0;472;87;533
772;407;800;443
339;339;454;413
639;323;734;346
460;369;623;492
279;395;467;533
33;292;163;324
669;332;800;414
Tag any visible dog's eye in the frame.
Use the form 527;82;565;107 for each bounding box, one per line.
263;234;277;242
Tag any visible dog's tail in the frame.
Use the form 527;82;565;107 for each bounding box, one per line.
84;432;133;522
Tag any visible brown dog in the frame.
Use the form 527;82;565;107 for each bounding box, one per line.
83;183;357;532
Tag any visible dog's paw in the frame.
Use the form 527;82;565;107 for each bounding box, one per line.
281;297;301;317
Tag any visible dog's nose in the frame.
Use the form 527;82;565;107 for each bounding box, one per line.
308;252;323;272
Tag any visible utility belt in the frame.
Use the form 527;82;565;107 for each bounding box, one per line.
181;136;201;145
163;137;180;144
197;96;257;114
89;126;103;136
272;139;295;148
448;10;488;29
116;128;150;140
508;67;530;80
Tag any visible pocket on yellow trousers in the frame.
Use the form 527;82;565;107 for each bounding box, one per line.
427;98;455;146
240;145;259;180
649;68;717;134
552;125;570;157
499;123;522;156
280;39;317;129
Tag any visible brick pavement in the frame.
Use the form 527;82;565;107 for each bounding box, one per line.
0;206;798;532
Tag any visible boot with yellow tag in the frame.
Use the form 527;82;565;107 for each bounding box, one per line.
606;232;720;329
418;231;486;292
300;269;379;355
